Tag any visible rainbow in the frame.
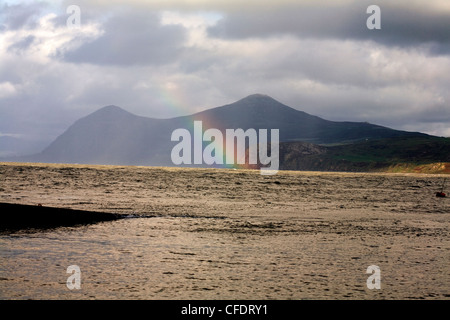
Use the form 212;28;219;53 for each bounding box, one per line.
154;85;246;170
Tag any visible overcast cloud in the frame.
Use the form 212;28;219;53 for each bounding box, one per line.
1;0;449;156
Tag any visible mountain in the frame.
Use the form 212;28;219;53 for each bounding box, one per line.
8;94;445;171
189;94;425;143
36;105;174;165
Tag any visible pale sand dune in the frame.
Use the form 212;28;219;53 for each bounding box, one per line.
0;162;448;299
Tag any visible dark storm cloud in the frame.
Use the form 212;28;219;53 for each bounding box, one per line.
376;7;450;52
1;0;450;158
208;3;450;54
62;10;187;66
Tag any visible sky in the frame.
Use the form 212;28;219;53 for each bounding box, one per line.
1;0;450;156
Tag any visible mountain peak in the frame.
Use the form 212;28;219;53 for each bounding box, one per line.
244;93;272;99
238;94;279;104
86;105;136;120
95;105;130;114
226;94;292;111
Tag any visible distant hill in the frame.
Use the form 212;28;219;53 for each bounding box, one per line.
6;94;445;172
275;137;450;172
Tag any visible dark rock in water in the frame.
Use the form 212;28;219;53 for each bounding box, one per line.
0;203;123;232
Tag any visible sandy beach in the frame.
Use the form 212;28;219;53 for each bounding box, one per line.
0;162;449;299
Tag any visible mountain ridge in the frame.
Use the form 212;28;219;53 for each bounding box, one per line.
3;94;445;172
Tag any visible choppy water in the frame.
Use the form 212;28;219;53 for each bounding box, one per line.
1;164;449;299
1;214;448;300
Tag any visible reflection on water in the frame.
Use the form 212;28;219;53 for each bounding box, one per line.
1;215;448;300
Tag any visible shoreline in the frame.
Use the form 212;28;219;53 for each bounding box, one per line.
1;161;449;176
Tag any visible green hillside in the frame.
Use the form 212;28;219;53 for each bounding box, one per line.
278;136;450;172
327;136;450;164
